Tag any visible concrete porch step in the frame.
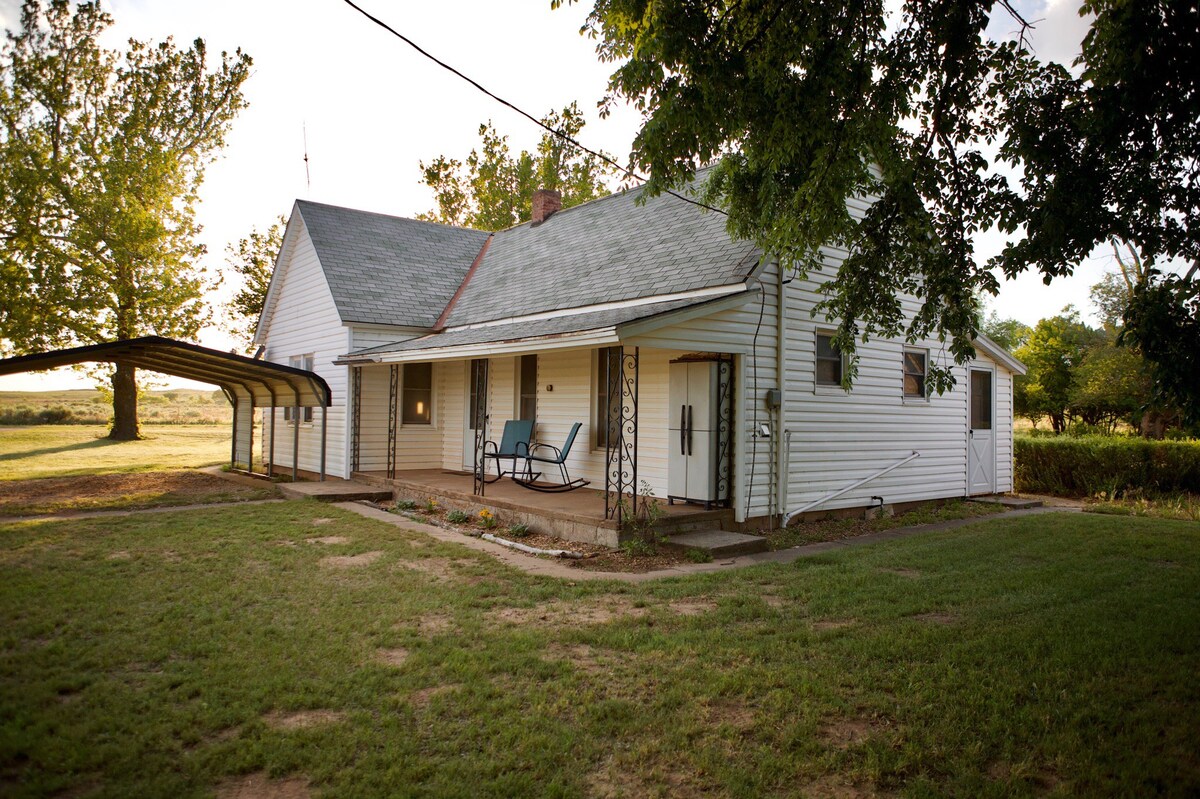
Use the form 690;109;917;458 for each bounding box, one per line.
664;528;770;558
968;495;1044;509
278;480;393;503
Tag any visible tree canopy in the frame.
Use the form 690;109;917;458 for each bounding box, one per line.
226;216;285;351
572;0;1198;396
0;0;251;438
418;103;616;231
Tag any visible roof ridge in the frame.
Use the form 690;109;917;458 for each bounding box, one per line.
294;199;488;236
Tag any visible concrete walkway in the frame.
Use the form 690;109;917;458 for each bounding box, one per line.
338;502;1079;584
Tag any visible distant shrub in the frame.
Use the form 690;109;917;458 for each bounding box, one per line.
0;406;82;425
1015;435;1200;496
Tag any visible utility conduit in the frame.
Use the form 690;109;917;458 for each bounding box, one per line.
782;451;921;526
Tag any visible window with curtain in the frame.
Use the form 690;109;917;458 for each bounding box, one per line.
402;362;432;425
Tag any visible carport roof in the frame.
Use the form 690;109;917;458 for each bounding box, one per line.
0;336;331;407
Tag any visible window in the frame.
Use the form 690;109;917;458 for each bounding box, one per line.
594;347;622;447
402;362;432;425
815;333;842;386
285;354;314;423
518;354;537;422
903;349;927;398
970;370;993;430
468;359;486;430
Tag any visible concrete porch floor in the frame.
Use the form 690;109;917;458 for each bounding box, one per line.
353;468;733;548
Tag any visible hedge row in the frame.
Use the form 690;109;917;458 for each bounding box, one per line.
1015;435;1200;496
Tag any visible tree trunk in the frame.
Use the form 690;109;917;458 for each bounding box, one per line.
109;363;140;440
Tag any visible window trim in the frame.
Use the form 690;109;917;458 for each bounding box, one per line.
814;330;847;391
902;347;929;401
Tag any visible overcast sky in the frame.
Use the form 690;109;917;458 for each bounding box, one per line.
1;0;1110;391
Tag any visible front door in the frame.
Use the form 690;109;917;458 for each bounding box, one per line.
967;367;995;495
463;359;488;470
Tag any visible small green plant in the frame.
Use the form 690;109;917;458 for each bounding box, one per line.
685;548;714;563
478;509;498;529
617;480;666;555
508;523;530;537
424;497;440;513
446;509;470;524
393;499;418;511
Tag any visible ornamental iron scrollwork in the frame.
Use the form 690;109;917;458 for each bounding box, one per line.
604;347;639;523
715;355;735;506
386;364;399;479
350;366;362;473
471;358;490;496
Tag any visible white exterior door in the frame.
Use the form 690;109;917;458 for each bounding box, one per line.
463;359;486;470
968;367;996;495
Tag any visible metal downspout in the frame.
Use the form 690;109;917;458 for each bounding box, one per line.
776;261;788;528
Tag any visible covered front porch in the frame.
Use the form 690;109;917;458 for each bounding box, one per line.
353;468;733;548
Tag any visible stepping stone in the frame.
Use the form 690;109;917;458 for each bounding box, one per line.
664;529;769;557
968;495;1043;509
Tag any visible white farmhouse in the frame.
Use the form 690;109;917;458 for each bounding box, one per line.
254;174;1024;546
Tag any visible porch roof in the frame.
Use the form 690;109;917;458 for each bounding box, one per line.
336;288;758;364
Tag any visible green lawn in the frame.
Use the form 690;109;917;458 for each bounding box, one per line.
0;424;234;481
1;504;1196;797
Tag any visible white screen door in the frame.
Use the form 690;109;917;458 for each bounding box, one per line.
968;368;995;495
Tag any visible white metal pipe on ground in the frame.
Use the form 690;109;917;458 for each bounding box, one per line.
782;451;921;526
481;533;586;559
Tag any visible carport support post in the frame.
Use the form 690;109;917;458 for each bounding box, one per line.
319;405;327;481
292;403;300;482
268;406;275;478
230;395;238;471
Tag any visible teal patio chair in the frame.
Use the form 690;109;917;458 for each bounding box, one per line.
481;419;535;483
513;422;590;492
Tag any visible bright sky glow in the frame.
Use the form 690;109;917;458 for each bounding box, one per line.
0;0;1111;391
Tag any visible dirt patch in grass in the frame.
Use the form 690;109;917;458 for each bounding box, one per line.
319;551;383;569
568;548;691;573
262;710;346;730
761;595;786;608
820;716;885;749
393;557;479;582
398;612;454;636
704;698;756;731
799;774;889;798
377;647;409;667
311;518;335;526
409;683;461;708
586;757;708;799
544;643;608;675
669;598;718;616
0;470;275;517
491;596;649;626
215;772;310;799
105;551;132;561
305;536;349;545
769;499;1006;549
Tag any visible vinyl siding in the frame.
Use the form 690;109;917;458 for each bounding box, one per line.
258;217;349;477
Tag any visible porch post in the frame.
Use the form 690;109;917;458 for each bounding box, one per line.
604;347;639;524
350;366;362;473
230;394;238;472
319;404;327;481
268;405;275;478
387;364;398;480
292;402;300;482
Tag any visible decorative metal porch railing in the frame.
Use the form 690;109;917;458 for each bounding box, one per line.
386;364;399;479
604;347;639;523
715;355;735;506
471;358;490;496
350;365;362;473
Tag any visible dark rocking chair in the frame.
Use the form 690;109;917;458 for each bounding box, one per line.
513;422;590;492
481;419;535;483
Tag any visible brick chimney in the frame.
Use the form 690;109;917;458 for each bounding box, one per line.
531;188;562;225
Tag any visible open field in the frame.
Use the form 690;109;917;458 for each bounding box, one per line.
0;424;236;481
1;503;1195;797
0;388;231;425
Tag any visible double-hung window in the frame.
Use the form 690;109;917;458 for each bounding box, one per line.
815;333;843;387
402;363;432;425
285;354;314;423
594;347;622;448
903;349;928;399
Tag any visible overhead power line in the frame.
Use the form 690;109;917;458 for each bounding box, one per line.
336;0;728;216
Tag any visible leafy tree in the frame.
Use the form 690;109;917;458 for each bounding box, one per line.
1091;240;1149;331
418;103;615;231
1122;266;1200;426
572;0;1198;394
1014;310;1105;434
980;312;1031;353
1068;342;1150;433
0;0;251;439
226;216;285;350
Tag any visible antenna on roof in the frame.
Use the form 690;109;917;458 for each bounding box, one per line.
302;122;311;193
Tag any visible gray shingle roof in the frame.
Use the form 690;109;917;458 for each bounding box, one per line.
345;291;755;358
295;200;489;328
442;174;760;327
